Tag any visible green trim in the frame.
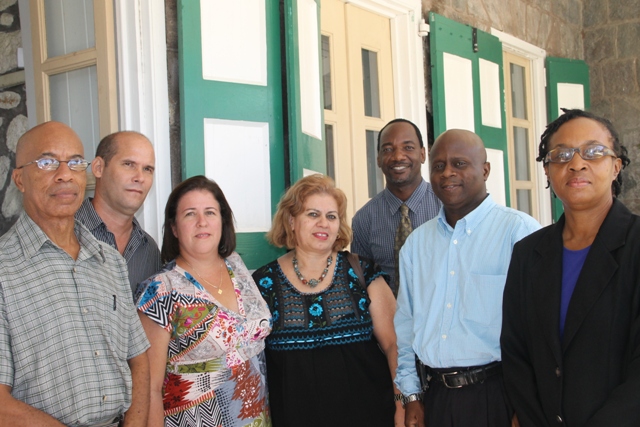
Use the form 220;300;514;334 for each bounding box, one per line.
177;1;286;268
284;0;326;182
429;13;510;206
546;57;591;222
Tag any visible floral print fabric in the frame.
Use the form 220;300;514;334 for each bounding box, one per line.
137;252;272;427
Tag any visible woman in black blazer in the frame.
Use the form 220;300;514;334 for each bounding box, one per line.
501;109;640;427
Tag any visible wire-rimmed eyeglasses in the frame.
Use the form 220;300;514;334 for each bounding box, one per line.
15;158;91;172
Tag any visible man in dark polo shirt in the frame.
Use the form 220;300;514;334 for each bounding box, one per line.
76;131;161;295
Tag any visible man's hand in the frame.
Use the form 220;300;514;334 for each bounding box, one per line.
404;401;425;427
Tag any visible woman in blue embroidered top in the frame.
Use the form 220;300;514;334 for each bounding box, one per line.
252;174;402;427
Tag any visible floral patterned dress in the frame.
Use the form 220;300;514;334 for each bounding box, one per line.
137;252;272;427
252;251;394;427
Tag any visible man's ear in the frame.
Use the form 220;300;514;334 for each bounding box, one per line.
483;162;491;182
12;168;25;193
92;156;105;179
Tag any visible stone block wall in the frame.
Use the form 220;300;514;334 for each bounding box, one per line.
584;0;640;212
0;0;24;235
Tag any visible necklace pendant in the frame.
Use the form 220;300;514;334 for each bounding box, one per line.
217;289;223;295
308;278;320;288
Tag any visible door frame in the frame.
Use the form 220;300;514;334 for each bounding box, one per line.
345;0;427;149
491;28;552;226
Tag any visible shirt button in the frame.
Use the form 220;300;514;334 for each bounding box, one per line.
95;351;100;356
103;395;108;402
453;239;458;244
82;308;88;314
442;334;447;340
466;229;471;235
450;271;455;276
447;303;452;308
555;367;562;377
72;267;77;273
556;415;563;423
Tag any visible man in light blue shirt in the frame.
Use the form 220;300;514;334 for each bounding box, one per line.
394;129;540;427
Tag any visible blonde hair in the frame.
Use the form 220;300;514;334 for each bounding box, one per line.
267;174;352;251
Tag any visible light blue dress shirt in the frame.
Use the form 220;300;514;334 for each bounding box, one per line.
394;195;541;395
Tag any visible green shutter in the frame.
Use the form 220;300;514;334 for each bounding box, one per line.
178;1;285;268
546;57;590;221
283;0;326;182
429;13;510;206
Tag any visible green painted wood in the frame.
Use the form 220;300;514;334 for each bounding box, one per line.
283;0;326;182
546;57;590;222
177;1;286;268
429;12;510;206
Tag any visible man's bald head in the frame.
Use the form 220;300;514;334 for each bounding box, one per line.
429;129;490;225
13;121;87;227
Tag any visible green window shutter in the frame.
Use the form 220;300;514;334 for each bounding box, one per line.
546;57;590;221
429;13;510;206
283;0;326;182
178;1;285;268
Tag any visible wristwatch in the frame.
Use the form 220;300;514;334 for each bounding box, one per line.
401;393;423;406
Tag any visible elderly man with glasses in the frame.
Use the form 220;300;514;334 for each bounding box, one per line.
0;121;150;427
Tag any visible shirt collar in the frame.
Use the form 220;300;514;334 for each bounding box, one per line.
16;211;106;263
437;194;495;233
76;197;146;242
382;179;428;214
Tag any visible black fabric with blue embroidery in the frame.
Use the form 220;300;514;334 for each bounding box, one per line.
253;251;386;350
252;251;394;427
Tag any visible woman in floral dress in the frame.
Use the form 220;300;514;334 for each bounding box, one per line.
137;176;272;427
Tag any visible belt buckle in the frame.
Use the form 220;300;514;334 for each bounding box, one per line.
441;371;465;389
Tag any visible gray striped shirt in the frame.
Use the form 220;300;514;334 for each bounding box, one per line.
0;213;150;426
351;180;442;293
76;198;161;296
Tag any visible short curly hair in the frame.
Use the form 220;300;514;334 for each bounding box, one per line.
538;108;630;197
267;174;352;251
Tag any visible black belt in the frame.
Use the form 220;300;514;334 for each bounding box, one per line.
422;361;502;389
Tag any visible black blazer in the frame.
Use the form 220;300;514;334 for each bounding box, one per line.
501;199;640;427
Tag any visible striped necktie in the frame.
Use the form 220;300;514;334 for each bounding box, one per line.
394;204;412;294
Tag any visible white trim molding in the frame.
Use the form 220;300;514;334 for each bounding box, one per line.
114;0;171;243
491;28;552;226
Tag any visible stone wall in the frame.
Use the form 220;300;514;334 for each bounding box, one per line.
0;0;24;235
583;0;640;212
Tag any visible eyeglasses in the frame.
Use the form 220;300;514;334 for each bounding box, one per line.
15;158;91;171
544;144;617;164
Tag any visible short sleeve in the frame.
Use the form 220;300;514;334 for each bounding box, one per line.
0;283;14;386
348;252;390;287
136;271;176;332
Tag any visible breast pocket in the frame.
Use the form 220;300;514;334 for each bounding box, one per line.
461;273;507;328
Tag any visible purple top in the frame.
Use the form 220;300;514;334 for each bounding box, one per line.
560;245;591;339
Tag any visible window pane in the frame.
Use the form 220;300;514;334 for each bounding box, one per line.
45;0;95;58
362;49;380;118
325;124;335;180
510;63;527;120
517;189;532;215
322;35;332;110
49;66;100;158
366;130;384;197
513;126;530;181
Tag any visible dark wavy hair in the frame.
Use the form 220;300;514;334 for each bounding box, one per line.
161;175;236;263
377;118;424;152
538;108;630;197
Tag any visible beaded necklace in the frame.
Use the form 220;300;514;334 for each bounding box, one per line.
292;253;333;288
